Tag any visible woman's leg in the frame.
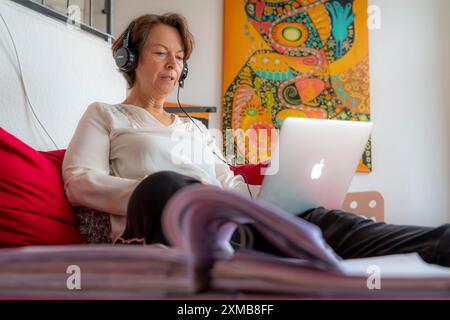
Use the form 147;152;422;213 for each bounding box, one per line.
121;171;201;245
123;174;450;267
249;207;450;267
297;207;450;267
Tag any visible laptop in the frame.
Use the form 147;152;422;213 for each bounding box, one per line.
257;117;373;214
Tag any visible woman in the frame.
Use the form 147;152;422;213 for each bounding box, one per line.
62;13;253;245
62;14;450;267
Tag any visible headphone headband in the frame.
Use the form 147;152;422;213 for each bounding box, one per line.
123;22;134;48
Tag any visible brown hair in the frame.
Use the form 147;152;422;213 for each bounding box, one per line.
112;13;195;88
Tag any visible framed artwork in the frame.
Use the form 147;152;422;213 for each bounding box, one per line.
222;0;371;172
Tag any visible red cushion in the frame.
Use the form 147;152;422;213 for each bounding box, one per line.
0;128;84;247
230;162;269;185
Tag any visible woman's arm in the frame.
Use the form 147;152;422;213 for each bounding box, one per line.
62;103;142;216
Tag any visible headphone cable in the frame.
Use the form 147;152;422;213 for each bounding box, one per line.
0;13;59;150
176;86;254;198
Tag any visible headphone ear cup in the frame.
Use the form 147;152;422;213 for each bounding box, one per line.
126;49;138;72
114;47;129;69
114;47;138;72
179;63;189;88
114;22;138;73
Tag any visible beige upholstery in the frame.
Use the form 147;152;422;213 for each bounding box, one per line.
342;191;385;222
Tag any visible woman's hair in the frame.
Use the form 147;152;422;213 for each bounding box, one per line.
112;13;195;88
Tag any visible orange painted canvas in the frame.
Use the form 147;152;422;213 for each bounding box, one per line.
222;0;371;172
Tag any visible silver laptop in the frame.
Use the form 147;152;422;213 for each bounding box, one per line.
257;117;373;214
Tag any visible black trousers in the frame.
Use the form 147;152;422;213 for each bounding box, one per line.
123;171;450;267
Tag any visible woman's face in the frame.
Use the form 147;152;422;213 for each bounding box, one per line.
135;24;185;99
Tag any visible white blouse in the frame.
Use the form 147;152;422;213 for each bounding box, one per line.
62;102;258;241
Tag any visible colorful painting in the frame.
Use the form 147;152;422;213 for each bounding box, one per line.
222;0;371;172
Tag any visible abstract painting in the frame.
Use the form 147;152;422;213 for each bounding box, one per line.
222;0;371;172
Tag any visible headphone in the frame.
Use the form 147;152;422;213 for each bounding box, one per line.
114;22;189;88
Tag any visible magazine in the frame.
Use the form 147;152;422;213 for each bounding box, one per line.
163;185;450;298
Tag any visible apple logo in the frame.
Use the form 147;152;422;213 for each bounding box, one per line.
311;159;325;180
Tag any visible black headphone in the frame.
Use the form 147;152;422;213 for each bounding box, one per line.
114;22;189;88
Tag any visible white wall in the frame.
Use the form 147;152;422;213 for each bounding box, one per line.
351;0;450;226
0;0;126;150
112;0;450;226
